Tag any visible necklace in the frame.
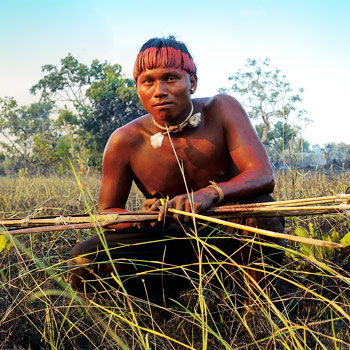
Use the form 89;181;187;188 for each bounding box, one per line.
150;102;201;149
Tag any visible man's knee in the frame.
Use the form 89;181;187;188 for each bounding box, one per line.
68;243;95;291
69;241;88;261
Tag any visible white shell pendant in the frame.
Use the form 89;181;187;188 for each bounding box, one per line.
150;132;165;149
188;113;201;128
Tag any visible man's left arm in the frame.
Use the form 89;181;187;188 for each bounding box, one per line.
163;94;274;220
212;94;274;202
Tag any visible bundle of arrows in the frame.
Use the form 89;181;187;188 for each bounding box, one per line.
1;193;350;249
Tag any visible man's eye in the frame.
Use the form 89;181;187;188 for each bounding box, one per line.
167;76;177;81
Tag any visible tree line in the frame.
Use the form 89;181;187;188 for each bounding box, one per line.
0;54;144;175
0;55;347;175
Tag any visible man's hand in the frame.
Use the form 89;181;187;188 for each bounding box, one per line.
142;198;162;212
145;187;219;224
166;188;218;223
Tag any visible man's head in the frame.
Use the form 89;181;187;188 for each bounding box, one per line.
133;36;197;83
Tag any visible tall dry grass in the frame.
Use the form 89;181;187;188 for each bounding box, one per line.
0;169;349;349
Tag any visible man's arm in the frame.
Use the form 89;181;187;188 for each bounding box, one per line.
99;128;134;229
160;94;274;221
213;94;274;201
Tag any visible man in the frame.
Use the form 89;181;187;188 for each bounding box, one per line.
70;37;284;301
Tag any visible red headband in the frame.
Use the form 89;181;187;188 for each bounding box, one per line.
133;46;196;81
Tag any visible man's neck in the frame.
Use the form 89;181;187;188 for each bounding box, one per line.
152;102;194;130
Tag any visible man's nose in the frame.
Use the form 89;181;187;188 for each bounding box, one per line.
153;81;168;97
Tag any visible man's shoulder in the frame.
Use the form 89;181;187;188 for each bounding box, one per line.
106;114;150;148
201;94;241;110
198;94;246;125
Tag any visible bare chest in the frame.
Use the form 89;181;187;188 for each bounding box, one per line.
130;128;235;198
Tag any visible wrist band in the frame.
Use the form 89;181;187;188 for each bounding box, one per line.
208;181;224;204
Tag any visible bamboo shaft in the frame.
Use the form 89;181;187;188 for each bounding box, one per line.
0;213;158;228
214;194;350;209
1;209;345;248
3;209;343;248
219;199;346;208
1;204;349;229
168;208;343;248
273;199;347;207
0;213;160;235
258;194;350;206
0;213;119;227
1;221;118;235
1;193;349;237
212;204;350;213
211;208;346;218
225;194;350;208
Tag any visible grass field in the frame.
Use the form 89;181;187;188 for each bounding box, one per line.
0;169;350;349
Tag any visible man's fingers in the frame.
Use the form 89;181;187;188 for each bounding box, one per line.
170;196;187;223
142;198;163;212
158;195;199;224
158;201;168;222
149;199;161;211
142;198;157;211
182;199;192;223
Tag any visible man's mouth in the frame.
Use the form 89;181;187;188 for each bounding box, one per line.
153;101;173;108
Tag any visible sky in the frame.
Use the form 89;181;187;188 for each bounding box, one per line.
0;0;349;146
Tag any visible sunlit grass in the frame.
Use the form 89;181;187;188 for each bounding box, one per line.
0;170;349;349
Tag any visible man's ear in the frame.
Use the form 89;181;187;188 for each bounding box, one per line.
189;74;198;94
135;82;141;99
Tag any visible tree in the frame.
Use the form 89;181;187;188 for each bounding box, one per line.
220;58;309;144
323;142;350;168
302;144;326;168
255;121;310;167
84;64;144;159
30;54;105;110
30;54;144;166
0;96;68;174
0;55;144;174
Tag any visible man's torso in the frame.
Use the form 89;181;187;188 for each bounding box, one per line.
122;96;240;199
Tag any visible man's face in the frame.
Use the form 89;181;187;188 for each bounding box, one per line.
136;67;197;124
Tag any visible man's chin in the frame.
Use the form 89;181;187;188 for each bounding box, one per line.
152;110;175;122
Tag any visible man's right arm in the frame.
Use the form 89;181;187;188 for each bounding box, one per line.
98;129;134;229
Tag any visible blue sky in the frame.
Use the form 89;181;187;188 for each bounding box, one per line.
0;0;349;146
